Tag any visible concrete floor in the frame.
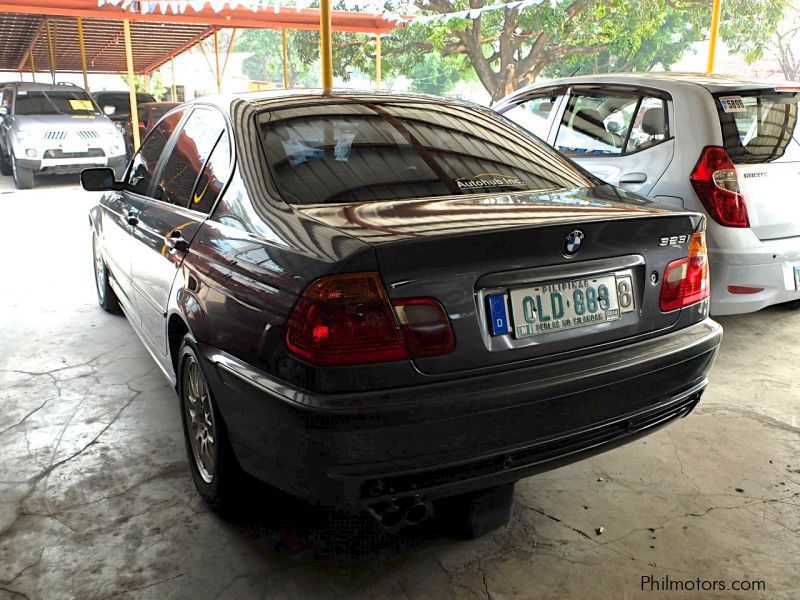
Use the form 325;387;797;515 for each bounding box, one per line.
0;175;798;600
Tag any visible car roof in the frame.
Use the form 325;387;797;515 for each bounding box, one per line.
7;82;85;93
513;72;800;95
187;88;479;113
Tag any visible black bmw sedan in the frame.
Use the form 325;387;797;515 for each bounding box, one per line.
83;91;722;538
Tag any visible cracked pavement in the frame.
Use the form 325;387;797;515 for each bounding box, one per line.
1;177;798;599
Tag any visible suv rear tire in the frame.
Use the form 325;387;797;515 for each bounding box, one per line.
12;155;33;189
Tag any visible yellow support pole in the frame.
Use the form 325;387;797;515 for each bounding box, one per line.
171;57;177;102
29;50;36;83
45;17;56;84
320;0;333;89
375;34;381;90
123;19;141;152
221;28;238;82
214;28;221;93
706;0;723;74
77;17;89;92
282;29;290;89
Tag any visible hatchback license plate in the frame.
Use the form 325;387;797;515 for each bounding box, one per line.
509;273;634;339
794;266;800;290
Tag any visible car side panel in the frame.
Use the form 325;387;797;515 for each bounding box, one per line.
128;196;204;356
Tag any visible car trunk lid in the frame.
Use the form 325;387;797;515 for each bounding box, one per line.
296;187;704;375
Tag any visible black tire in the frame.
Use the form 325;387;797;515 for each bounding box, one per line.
92;234;122;314
178;335;244;513
12;155;33;189
436;483;516;540
0;151;11;176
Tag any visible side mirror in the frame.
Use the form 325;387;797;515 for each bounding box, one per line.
606;120;623;134
81;167;123;192
0;106;7;116
103;105;116;116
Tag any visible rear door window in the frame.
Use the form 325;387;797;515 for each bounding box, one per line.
715;91;800;163
152;107;226;208
189;131;231;214
503;93;561;139
556;91;669;156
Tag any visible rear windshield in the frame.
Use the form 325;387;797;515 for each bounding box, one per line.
716;91;800;164
96;92;156;116
257;100;594;205
15;90;99;116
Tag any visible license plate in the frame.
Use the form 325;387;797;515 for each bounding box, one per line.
795;266;800;290
62;139;87;153
508;273;635;339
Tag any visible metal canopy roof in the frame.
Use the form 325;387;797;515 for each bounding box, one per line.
0;1;401;74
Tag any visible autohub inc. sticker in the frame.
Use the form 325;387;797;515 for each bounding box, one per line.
455;173;525;190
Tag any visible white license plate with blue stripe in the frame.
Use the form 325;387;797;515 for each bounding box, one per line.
503;272;635;339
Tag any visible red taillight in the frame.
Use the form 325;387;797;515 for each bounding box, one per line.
690;146;748;227
394;298;455;358
285;272;454;366
659;232;710;312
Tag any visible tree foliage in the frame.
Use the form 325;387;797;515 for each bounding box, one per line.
235;0;785;102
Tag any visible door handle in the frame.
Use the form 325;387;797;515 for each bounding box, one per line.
123;209;139;226
165;230;189;252
619;172;648;185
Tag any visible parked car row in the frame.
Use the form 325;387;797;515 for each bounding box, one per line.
82;87;723;537
0;82;178;189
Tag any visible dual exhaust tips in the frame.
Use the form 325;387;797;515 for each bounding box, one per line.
367;497;432;530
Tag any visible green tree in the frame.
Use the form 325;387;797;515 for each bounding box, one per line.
408;53;473;95
121;72;166;100
235;0;784;102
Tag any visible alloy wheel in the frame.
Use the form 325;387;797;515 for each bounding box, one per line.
93;237;106;302
182;356;217;484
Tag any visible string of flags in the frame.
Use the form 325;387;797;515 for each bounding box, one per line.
96;0;555;25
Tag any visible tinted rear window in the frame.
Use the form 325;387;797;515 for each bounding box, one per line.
95;92;156;115
258;100;594;205
716;91;800;164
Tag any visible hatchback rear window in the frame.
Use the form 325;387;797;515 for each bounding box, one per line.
716;91;800;164
257;100;594;205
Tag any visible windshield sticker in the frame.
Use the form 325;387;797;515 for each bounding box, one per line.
719;96;747;113
455;174;525;191
69;99;94;111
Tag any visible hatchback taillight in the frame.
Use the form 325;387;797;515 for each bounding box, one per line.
659;232;710;312
285;272;455;365
690;146;749;227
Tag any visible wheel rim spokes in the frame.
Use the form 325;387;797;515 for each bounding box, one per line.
183;358;216;484
93;240;105;301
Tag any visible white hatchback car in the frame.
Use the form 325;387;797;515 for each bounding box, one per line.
496;73;800;315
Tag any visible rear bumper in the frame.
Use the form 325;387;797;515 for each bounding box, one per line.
200;319;722;507
709;240;800;315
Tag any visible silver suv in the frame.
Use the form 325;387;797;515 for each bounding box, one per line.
0;82;126;189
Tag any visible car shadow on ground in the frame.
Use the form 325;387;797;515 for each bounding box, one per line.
219;477;459;566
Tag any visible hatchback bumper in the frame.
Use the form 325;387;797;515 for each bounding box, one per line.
199;319;722;507
710;240;800;315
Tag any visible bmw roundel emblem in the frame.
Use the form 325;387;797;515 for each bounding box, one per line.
563;230;584;256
